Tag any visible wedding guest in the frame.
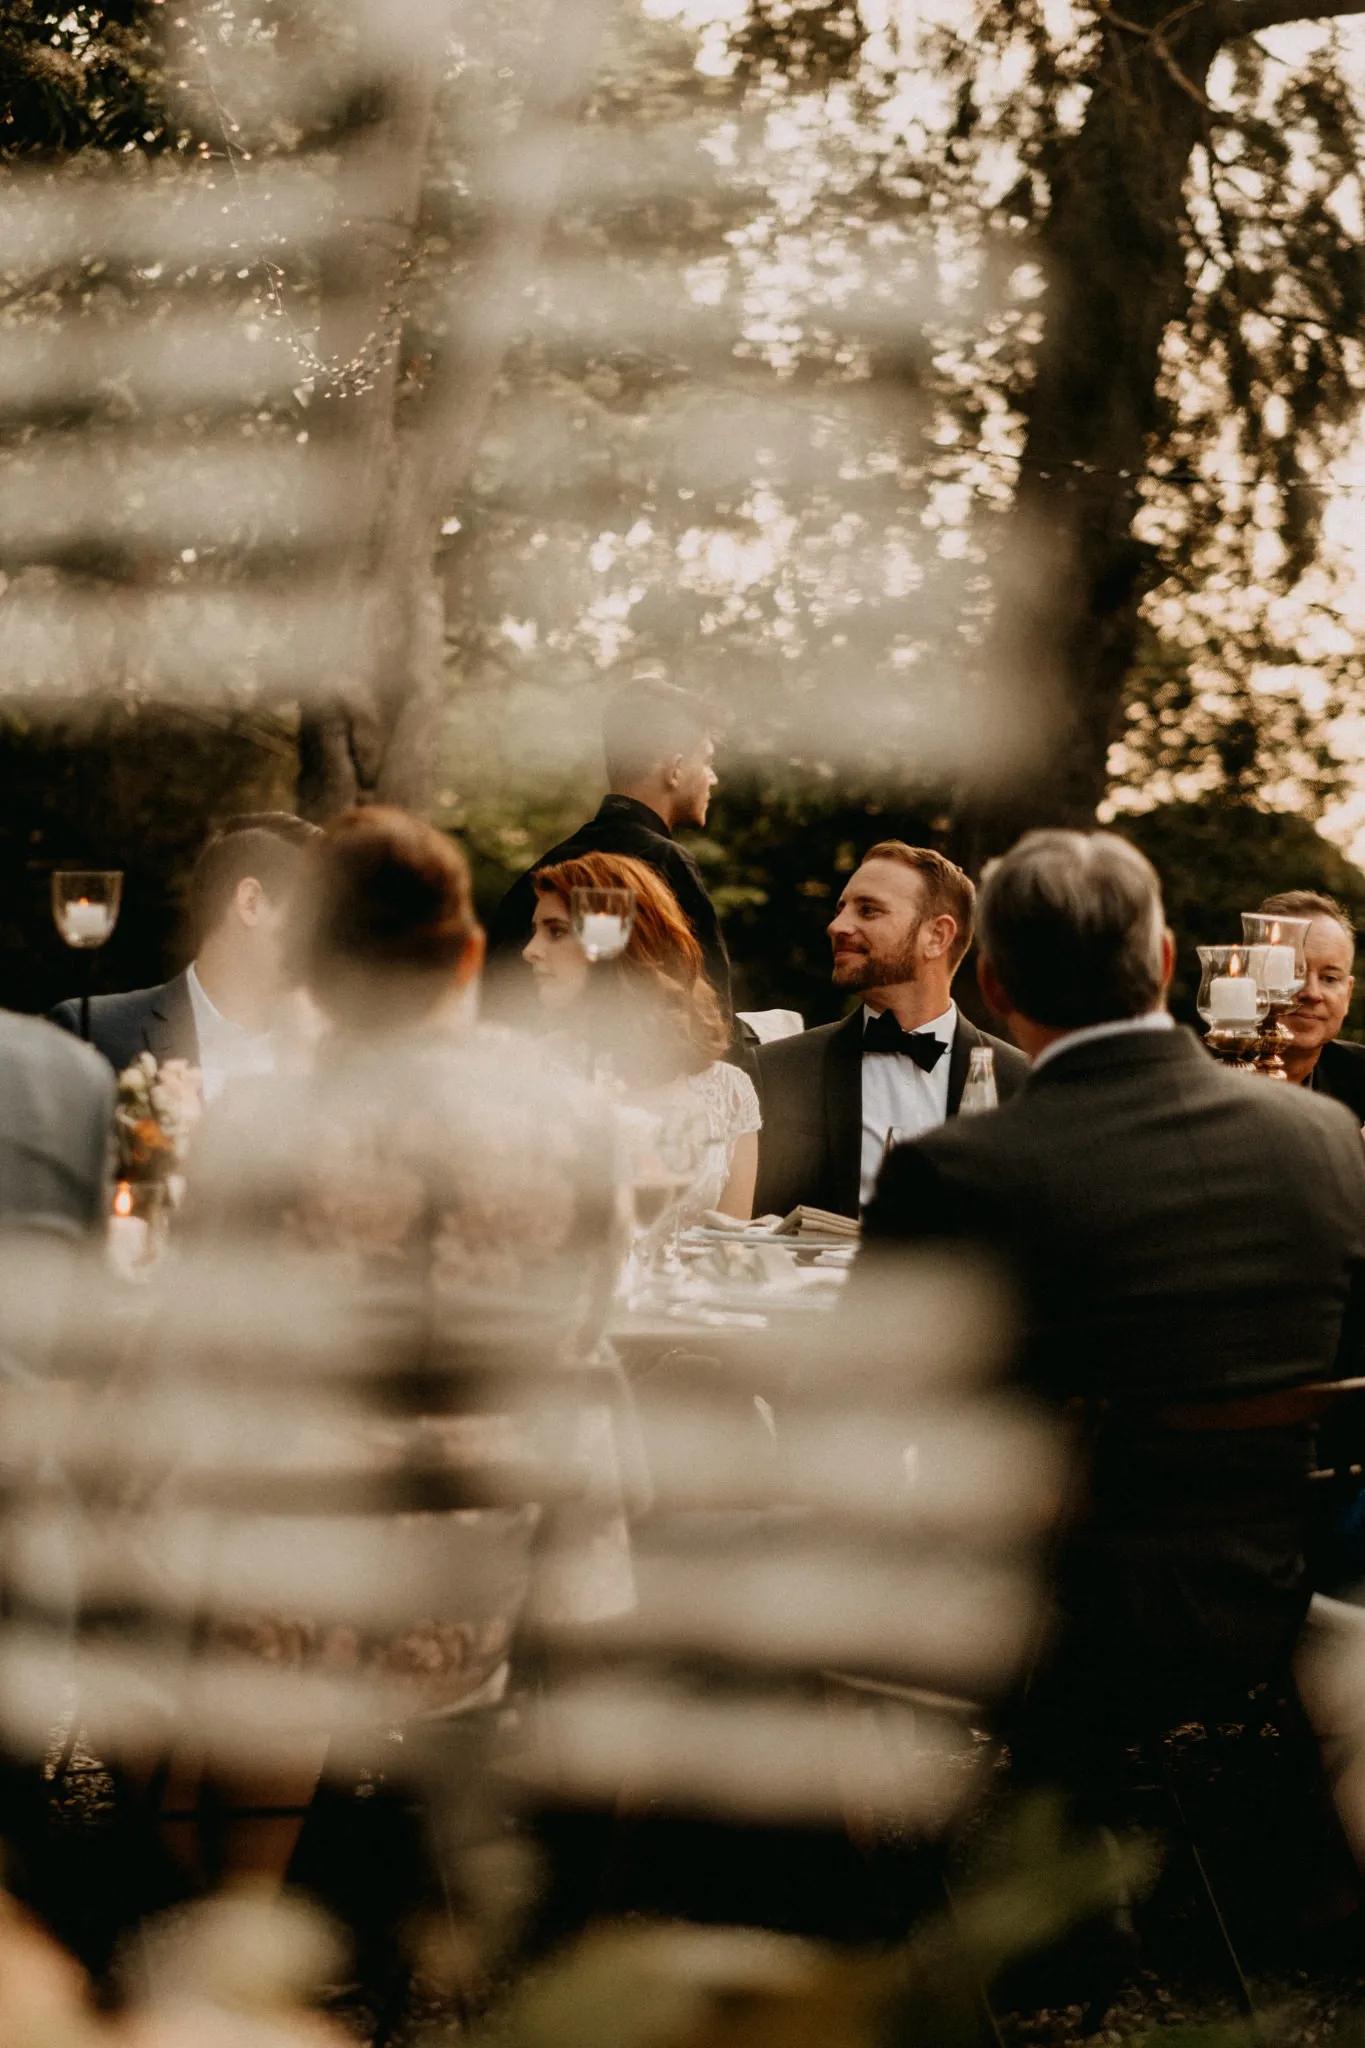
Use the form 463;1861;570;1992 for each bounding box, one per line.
753;843;1025;1219
487;676;734;1022
162;806;631;1886
1258;889;1365;1120
849;830;1365;1822
49;813;318;1095
525;850;760;1220
0;1008;112;1238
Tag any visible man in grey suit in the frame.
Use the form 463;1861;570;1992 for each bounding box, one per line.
852;830;1365;1811
753;843;1026;1219
0;1009;112;1238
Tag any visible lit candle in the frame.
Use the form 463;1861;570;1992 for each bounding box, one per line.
61;898;114;947
580;912;628;962
1210;974;1258;1026
107;1182;148;1275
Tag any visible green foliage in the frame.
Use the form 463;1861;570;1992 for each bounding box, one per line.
0;4;176;159
1118;800;1365;1037
698;773;945;1022
1110;625;1350;820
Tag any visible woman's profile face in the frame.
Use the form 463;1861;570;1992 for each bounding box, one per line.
523;892;591;1009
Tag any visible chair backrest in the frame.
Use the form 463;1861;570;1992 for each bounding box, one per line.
735;1009;804;1044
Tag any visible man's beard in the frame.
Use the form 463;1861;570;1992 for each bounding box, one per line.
831;930;921;991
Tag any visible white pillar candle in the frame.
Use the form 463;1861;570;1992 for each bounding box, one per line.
1248;943;1295;994
61;899;114;946
108;1212;149;1276
580;912;627;961
1210;974;1258;1025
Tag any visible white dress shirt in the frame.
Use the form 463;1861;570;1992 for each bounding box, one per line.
186;963;278;1103
1030;1009;1174;1074
859;1000;957;1207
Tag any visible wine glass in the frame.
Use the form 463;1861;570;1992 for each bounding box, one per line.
52;869;123;1043
570;886;636;964
623;1105;707;1297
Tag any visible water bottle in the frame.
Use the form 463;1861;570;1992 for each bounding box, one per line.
958;1045;999;1115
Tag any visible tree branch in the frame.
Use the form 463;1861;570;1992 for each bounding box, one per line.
1222;0;1365;38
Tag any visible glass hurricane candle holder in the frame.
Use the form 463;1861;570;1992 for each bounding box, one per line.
1195;944;1264;1068
1239;911;1312;1080
52;869;122;950
1239;912;1311;1006
52;869;123;1043
570;886;636;964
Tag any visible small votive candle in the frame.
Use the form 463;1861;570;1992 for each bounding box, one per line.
1210;974;1259;1026
108;1182;149;1275
580;912;628;961
61;899;115;947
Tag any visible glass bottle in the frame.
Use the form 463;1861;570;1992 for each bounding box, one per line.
958;1045;999;1115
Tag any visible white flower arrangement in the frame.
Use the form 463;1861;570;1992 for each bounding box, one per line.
114;1052;203;1185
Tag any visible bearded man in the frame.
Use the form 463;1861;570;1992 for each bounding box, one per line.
753;842;1026;1219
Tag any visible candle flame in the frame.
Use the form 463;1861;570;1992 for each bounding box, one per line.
1270;920;1281;943
1229;953;1242;976
113;1182;134;1218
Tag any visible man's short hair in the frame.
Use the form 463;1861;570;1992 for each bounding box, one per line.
602;679;717;789
218;811;320;848
189;814;319;944
1259;889;1355;951
978;829;1166;1028
861;841;976;970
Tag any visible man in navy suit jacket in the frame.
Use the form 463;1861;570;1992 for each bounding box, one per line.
50;813;316;1090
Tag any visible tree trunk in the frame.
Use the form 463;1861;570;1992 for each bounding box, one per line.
965;1;1223;862
295;57;439;822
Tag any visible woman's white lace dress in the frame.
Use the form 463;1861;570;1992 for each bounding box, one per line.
634;1058;762;1221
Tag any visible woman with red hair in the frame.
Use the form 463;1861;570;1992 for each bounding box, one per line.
524;851;761;1220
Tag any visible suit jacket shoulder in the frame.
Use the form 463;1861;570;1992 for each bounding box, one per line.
0;1009;113;1235
755;1013;853;1085
48;974;195;1074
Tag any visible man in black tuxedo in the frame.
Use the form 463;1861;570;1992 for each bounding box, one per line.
851;830;1365;1808
50;813;316;1094
485;677;733;1021
1260;889;1365;1123
753;843;1026;1219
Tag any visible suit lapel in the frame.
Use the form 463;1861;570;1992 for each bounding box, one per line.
145;973;198;1066
946;1014;979;1118
825;1010;864;1215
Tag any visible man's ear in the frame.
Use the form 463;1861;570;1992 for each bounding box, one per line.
661;752;684;790
234;876;266;926
1159;925;1176;994
922;914;956;962
977;953;1010;1022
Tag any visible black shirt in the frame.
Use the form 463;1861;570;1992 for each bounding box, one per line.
483;795;734;1021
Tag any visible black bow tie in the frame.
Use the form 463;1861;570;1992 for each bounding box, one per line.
862;1012;949;1070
